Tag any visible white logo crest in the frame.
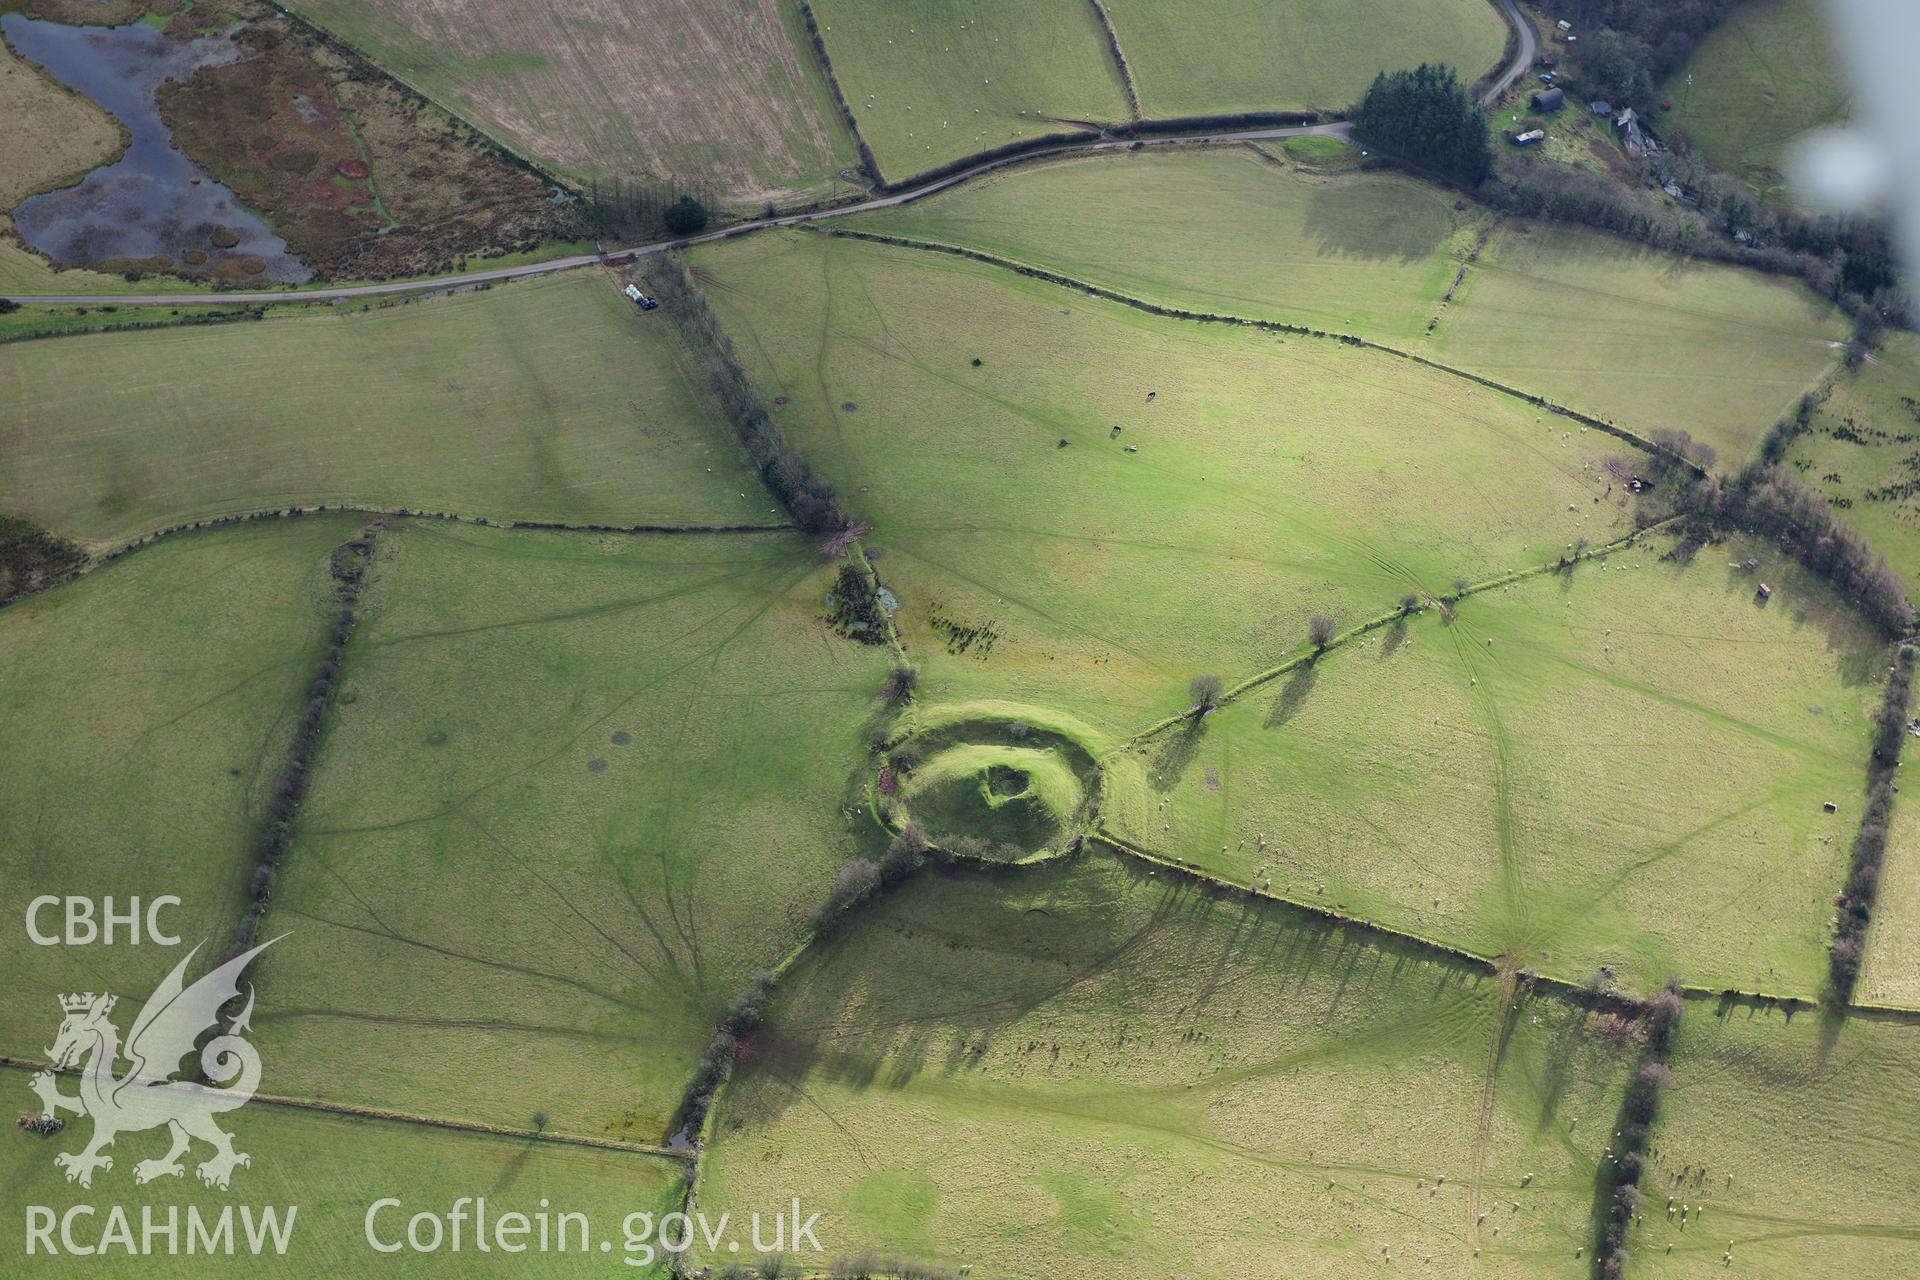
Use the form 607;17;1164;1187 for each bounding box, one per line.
28;937;277;1190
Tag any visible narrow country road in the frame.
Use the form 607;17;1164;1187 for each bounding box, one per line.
1482;0;1539;106
4;123;1352;307
6;0;1533;307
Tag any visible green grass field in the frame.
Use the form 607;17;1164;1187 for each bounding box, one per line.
0;273;766;547
250;523;894;1141
283;0;859;206
1860;795;1920;1010
1103;530;1886;998
1104;0;1508;119
1787;332;1920;593
4;37;1914;1273
0;1090;687;1276
691;229;1644;738
1633;1003;1920;1278
0;515;358;1063
1656;0;1850;202
810;0;1131;182
850;146;1491;340
696;846;1640;1279
1427;220;1849;464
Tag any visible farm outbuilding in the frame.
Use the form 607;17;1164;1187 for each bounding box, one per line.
1531;87;1565;112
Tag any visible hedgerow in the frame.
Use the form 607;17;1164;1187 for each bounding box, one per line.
648;255;851;535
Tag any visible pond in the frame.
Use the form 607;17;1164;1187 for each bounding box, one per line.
5;15;309;282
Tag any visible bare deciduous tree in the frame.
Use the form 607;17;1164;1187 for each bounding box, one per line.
1189;674;1223;714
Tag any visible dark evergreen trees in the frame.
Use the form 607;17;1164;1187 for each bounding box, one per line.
663;195;709;236
1352;64;1492;185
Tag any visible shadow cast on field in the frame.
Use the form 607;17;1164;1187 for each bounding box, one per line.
1380;615;1410;658
1264;661;1318;730
1149;717;1208;792
1302;180;1451;266
1531;996;1622;1135
1721;564;1892;689
739;850;1500;1142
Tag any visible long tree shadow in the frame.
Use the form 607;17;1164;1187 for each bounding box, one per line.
1380;615;1411;658
1150;715;1208;793
1264;661;1319;730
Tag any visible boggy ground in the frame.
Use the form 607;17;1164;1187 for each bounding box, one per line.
158;12;591;281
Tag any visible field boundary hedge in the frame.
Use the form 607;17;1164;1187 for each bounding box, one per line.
817;227;1698;474
1590;983;1684;1278
864;111;1324;194
1832;644;1915;998
1662;459;1916;636
0;507;794;611
1095;826;1839;1026
1096;828;1500;971
226;522;380;960
1133;521;1677;744
793;0;883;185
1082;0;1141;119
650;252;853;534
0;305;273;345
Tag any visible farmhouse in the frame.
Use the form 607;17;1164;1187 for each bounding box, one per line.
1531;87;1565;112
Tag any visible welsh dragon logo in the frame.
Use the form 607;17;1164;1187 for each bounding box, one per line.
28;938;277;1191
